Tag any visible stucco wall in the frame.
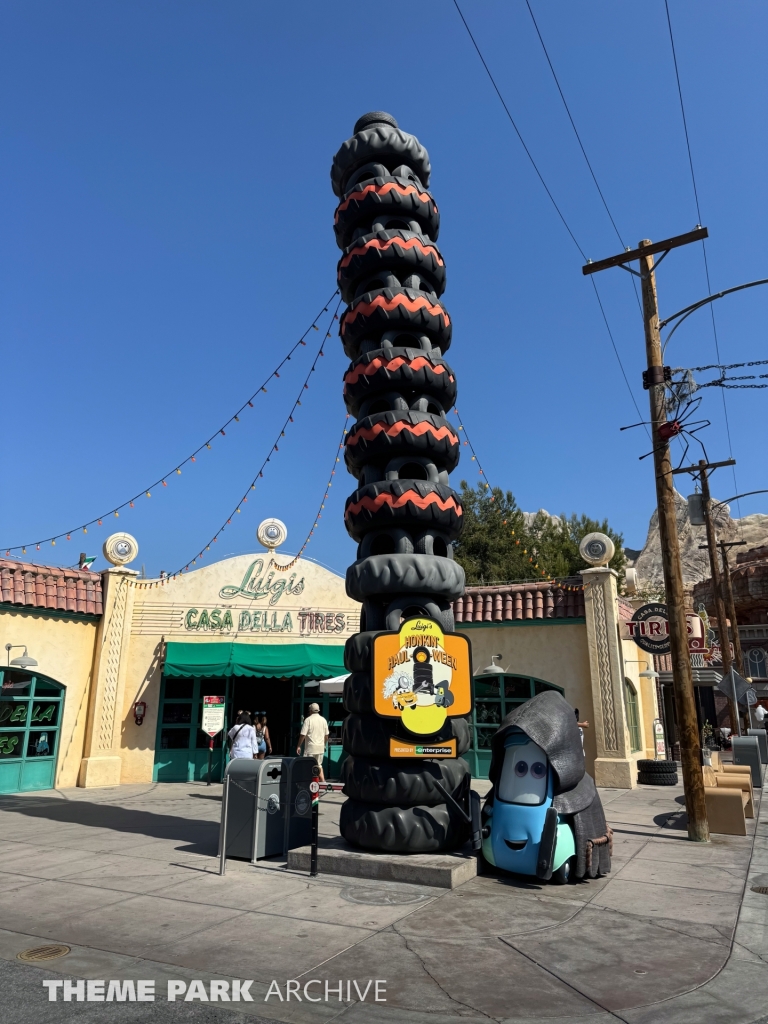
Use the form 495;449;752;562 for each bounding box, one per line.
461;621;598;772
0;607;98;788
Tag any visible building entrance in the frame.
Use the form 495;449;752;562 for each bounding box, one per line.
230;677;293;756
0;668;65;794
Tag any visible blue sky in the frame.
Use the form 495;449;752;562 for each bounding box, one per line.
2;1;766;577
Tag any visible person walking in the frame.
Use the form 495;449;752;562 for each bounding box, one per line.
256;714;273;759
227;712;259;760
297;702;329;782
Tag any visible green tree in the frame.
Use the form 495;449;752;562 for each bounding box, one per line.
528;512;626;582
453;482;537;585
453;483;626;585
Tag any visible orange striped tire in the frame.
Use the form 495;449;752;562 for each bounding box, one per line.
344;480;463;542
343;348;456;418
334;175;440;250
341;755;470;806
339;287;452;360
340;798;470;853
331;122;431;198
346;553;465;602
344;412;459;475
337;229;446;303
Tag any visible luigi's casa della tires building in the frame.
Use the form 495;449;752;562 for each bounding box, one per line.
0;537;656;796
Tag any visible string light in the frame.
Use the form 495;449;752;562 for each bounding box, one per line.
452;408;585;593
273;415;350;573
135;298;344;587
1;290;340;558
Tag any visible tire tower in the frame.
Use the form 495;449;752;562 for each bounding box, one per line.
331;112;471;853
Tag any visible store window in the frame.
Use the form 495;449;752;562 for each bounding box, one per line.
624;678;642;753
0;669;65;794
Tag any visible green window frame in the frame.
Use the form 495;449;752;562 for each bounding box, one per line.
0;668;65;794
624;678;642;753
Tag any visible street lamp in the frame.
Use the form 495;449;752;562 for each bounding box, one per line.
4;644;38;669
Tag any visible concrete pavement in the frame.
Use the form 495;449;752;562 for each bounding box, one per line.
0;776;767;1023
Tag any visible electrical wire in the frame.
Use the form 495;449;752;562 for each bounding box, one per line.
451;1;648;442
136;297;344;586
523;0;644;320
2;289;340;558
663;0;740;512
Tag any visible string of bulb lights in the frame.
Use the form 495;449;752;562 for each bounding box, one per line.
2;290;340;560
134;298;344;587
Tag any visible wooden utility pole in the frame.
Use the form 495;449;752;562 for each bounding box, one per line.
697;464;739;732
584;228;710;843
719;542;746;676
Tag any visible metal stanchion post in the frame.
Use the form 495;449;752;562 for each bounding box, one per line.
207;738;213;786
310;765;320;877
219;774;230;876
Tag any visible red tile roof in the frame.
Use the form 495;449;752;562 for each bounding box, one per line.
453;580;585;623
0;558;103;617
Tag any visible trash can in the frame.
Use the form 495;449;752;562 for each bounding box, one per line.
218;756;315;864
732;736;763;788
747;729;768;764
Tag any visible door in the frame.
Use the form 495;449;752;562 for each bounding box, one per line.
0;669;65;794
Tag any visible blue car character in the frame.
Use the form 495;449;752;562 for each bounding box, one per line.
482;691;612;883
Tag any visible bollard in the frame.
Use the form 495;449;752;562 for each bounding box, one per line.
219;774;230;876
310;764;321;877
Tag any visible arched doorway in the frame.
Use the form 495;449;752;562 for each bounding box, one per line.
470;672;564;779
0;668;65;794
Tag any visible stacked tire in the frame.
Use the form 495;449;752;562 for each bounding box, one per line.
331;112;470;853
637;759;679;786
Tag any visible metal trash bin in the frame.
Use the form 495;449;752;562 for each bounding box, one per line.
732;736;763;788
747;729;768;764
218;756;315;866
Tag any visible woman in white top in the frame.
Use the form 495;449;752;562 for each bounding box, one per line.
227;712;259;759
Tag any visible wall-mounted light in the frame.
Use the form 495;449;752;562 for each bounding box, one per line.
4;644;38;669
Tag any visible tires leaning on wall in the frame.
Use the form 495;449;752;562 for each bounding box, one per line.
637;770;679;786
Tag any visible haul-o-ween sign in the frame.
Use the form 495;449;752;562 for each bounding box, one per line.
372;619;472;736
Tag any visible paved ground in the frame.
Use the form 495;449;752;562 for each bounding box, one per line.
1;773;767;1024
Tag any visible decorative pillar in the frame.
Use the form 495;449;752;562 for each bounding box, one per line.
331;112;469;851
581;567;635;788
78;568;137;787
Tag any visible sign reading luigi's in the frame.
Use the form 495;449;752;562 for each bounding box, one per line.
372;618;472;758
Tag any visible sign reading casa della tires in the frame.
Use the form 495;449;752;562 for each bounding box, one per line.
130;554;360;641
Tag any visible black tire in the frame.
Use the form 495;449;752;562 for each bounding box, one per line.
337;230;446;303
344;631;379;673
343;670;373;713
331;123;431;198
346;553;465;602
551;856;574;885
339;798;469;853
345;480;463;543
343;348;456;418
334;176;440;250
637;771;678;786
345;412;459;476
637;760;676;773
342;712;471;758
340;287;452;360
341;755;470;806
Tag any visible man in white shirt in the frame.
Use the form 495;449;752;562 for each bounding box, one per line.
297;702;330;782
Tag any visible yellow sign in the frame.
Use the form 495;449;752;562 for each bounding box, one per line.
373;618;472;736
390;738;457;758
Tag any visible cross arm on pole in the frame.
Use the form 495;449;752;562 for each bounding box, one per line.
671;459;736;477
582;227;708;276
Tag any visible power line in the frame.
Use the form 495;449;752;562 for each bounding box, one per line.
663;0;740;511
523;0;644;319
451;1;647;437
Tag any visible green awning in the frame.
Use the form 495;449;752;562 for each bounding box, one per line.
163;641;346;680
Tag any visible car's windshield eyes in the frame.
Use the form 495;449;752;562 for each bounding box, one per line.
531;761;546;780
514;760;528;777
